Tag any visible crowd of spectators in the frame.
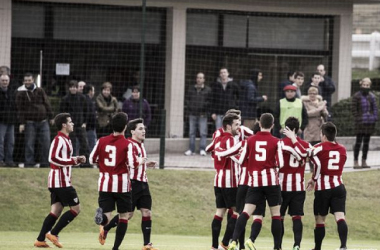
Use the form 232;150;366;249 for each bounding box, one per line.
184;64;378;170
0;66;152;167
0;63;377;168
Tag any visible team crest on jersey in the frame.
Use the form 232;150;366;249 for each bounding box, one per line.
74;198;78;203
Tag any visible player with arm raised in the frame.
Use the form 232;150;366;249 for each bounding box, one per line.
90;112;132;250
126;118;159;250
306;122;348;250
279;117;311;250
220;113;283;250
34;113;86;248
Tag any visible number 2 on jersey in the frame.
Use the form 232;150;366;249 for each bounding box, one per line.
105;145;116;167
327;151;340;170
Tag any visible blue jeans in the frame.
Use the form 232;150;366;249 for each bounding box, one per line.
215;114;223;130
0;123;15;163
25;120;50;167
87;129;97;152
189;115;208;152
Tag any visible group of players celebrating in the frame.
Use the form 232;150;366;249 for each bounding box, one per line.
206;109;348;250
33;112;158;250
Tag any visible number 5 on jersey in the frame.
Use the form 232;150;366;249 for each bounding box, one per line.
255;141;267;161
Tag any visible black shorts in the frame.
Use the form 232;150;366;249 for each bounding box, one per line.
280;191;306;216
314;185;346;216
245;185;282;207
49;187;80;207
236;185;266;216
98;191;133;214
214;187;237;209
131;180;152;210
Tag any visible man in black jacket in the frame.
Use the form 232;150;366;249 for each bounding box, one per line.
184;72;212;156
0;74;17;167
60;80;90;167
210;68;240;129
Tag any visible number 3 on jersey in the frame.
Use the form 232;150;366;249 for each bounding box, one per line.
105;145;116;167
328;151;340;170
255;141;267;161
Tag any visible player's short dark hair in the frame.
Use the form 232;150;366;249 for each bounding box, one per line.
225;109;241;116
127;118;144;133
83;84;94;95
311;72;321;78
112;112;128;133
294;71;304;79
24;72;34;79
259;113;274;129
321;122;337;142
285;117;300;134
222;113;240;130
54;113;71;130
252;122;260;134
68;80;78;88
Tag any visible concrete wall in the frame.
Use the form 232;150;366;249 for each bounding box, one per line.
0;0;11;67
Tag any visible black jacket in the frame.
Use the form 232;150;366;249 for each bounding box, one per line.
60;93;87;127
0;87;17;124
85;95;97;130
210;78;240;115
185;84;212;116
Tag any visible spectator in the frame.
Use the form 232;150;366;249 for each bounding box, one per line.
96;82;118;138
304;72;322;99
278;71;295;99
292;71;305;98
16;73;54;168
184;72;212;156
60;80;90;167
239;69;267;130
274;85;308;138
122;85;152;128
77;81;86;94
351;77;378;169
0;65;18;90
83;84;97;152
317;64;336;111
210;67;240;129
301;86;328;145
0;74;17;167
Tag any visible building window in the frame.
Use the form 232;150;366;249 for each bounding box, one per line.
187;13;218;46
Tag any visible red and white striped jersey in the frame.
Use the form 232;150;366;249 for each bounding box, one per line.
240;131;281;187
310;141;347;191
205;128;224;153
236;126;254;185
237;125;253;142
278;137;311;191
206;126;252;153
127;138;148;183
48;132;78;188
89;134;131;193
213;132;239;188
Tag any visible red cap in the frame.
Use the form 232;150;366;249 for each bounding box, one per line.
283;85;297;91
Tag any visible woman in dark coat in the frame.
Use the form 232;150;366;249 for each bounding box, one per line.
351;77;378;169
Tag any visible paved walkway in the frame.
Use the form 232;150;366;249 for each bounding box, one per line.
150;151;380;173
